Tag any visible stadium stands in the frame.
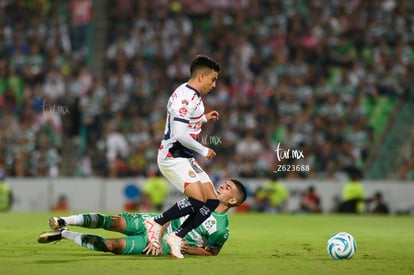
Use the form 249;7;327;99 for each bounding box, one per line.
1;0;413;180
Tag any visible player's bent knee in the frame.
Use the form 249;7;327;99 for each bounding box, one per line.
188;197;207;210
105;239;125;254
110;216;126;232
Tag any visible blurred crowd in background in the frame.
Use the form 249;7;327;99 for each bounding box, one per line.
1;0;414;181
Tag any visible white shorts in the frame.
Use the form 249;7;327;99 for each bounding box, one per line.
157;152;212;193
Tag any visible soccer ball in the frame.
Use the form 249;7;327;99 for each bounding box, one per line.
327;232;357;260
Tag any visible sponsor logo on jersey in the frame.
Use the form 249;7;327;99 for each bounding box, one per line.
200;206;210;216
188;170;196;177
179;107;188;115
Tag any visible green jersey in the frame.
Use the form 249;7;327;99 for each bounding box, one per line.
168;211;230;254
119;211;230;255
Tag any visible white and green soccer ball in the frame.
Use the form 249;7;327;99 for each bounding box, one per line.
327;232;357;260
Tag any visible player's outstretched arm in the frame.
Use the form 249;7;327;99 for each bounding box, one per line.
173;119;209;155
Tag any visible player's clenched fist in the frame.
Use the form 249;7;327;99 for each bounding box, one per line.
205;110;219;121
206;148;216;160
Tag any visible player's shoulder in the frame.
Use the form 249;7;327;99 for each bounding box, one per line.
174;83;200;101
212;211;229;219
208;216;230;240
211;212;229;227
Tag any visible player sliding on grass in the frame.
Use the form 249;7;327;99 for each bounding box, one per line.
146;55;222;258
38;179;246;257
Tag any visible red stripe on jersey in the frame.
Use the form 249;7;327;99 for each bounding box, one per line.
190;113;204;120
166;152;172;157
190;134;199;139
184;182;191;189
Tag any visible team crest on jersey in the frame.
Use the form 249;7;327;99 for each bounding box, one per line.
181;99;189;105
188;170;196;177
179;107;188;115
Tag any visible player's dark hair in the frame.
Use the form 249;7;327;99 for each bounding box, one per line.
190;55;221;75
230;178;247;206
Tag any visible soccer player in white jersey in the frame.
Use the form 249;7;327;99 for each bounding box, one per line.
144;55;222;258
38;179;247;257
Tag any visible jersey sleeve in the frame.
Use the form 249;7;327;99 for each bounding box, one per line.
205;229;229;254
168;91;209;156
171;120;209;156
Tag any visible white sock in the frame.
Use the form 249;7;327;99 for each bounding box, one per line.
62;229;82;246
62;215;84;226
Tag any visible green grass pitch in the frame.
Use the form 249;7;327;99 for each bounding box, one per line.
1;212;414;275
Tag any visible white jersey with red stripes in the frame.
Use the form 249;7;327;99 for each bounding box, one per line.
159;83;208;159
